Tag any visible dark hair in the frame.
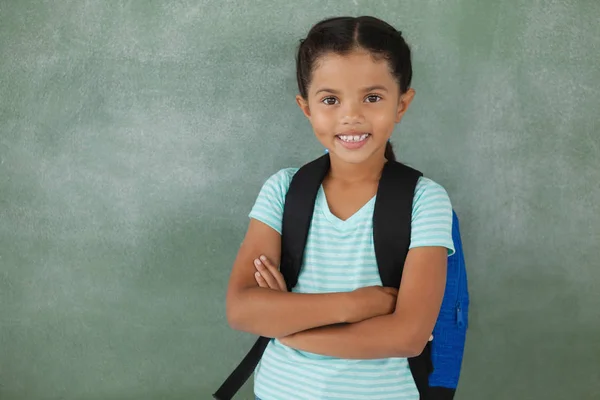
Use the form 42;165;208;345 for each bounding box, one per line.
295;16;413;162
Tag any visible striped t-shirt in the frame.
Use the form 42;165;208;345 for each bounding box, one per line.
248;167;455;400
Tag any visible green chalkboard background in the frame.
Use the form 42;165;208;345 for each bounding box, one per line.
1;1;599;399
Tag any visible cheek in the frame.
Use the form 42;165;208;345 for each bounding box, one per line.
368;108;397;132
310;109;336;135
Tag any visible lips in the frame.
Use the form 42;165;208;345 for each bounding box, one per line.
337;133;370;142
335;132;371;150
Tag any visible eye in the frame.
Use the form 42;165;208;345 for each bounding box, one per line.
321;97;339;105
365;94;382;103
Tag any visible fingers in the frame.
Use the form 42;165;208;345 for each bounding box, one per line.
262;256;288;291
254;271;269;288
254;258;279;289
258;255;287;291
254;256;287;291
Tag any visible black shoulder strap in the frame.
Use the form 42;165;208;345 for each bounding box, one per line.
280;154;330;288
374;160;422;288
212;336;269;399
213;154;330;400
373;161;434;398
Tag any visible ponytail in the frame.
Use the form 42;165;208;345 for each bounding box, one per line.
384;141;396;162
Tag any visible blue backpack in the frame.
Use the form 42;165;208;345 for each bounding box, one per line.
214;154;469;399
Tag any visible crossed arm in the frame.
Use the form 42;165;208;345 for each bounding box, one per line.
253;248;446;359
226;219;447;360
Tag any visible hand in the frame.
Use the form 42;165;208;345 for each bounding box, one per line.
346;286;398;323
253;255;288;292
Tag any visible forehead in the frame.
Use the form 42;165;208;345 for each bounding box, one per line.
310;50;396;91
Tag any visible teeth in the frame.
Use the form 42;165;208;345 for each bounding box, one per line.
338;133;369;142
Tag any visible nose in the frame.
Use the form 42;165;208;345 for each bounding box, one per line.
341;100;364;125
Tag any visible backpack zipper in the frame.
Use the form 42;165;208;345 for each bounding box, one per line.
452;210;467;329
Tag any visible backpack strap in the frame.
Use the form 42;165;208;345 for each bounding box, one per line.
280;154;330;288
213;154;330;399
374;161;434;398
373;160;422;286
212;336;269;399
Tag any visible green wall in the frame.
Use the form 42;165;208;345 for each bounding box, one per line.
1;1;599;399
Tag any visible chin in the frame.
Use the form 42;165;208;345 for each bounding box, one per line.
330;149;376;164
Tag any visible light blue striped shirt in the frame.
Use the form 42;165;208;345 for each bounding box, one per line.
249;167;455;400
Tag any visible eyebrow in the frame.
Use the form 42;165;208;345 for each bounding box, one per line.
314;85;389;96
314;88;339;95
363;85;389;93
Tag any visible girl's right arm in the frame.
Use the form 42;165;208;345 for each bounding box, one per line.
225;218;396;338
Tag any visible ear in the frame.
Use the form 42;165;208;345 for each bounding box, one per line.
395;88;416;123
296;94;311;119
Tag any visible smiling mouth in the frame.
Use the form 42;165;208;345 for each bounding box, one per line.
335;132;371;150
336;133;371;142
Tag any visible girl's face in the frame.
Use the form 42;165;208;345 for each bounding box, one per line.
297;49;414;165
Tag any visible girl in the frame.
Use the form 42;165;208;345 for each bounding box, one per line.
226;16;455;400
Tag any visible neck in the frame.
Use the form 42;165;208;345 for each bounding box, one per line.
328;153;387;184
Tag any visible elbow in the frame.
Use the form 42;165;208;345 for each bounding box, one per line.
226;307;279;338
391;339;423;358
389;313;436;358
393;341;427;358
226;291;247;331
227;303;256;333
226;303;242;330
390;328;431;358
405;340;428;358
226;289;279;337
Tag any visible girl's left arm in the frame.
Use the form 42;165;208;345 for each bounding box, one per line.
280;246;447;359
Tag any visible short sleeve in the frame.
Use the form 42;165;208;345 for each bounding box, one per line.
409;177;455;256
248;168;297;235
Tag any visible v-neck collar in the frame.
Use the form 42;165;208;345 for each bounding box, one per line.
317;185;376;230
